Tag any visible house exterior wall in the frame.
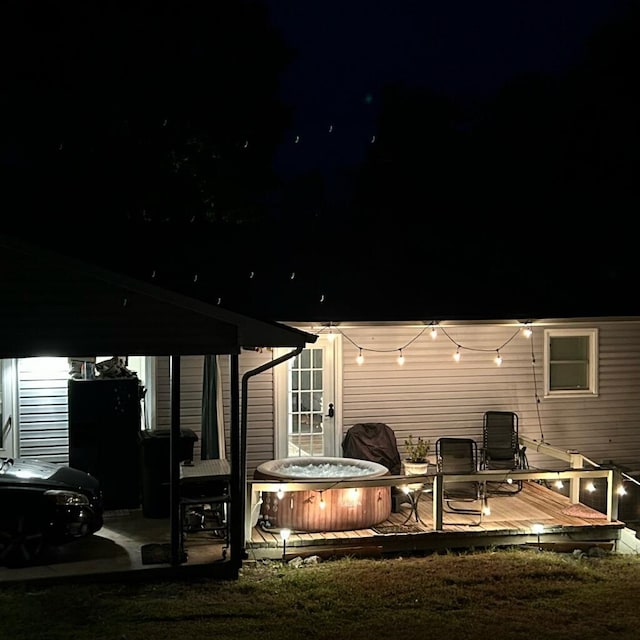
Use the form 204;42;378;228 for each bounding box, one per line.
17;357;69;462
333;322;640;472
154;350;274;469
218;349;275;471
229;320;640;477
155;355;206;461
12;320;640;478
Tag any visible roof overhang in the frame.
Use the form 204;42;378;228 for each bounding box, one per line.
0;235;317;358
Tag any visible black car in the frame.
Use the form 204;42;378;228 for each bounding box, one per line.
0;457;103;567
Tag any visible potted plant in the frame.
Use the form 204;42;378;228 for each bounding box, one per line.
403;435;432;475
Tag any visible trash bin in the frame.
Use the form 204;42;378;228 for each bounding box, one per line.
139;429;199;518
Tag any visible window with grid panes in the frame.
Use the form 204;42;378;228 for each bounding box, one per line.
544;328;598;397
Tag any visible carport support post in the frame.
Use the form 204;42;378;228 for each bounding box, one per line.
170;355;182;566
229;353;243;572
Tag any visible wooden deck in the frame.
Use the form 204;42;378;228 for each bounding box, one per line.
247;481;626;560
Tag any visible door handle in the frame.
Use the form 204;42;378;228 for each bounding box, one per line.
326;403;334;418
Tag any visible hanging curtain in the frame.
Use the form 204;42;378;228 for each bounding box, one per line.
201;355;226;459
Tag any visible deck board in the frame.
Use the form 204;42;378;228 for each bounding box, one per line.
249;480;624;560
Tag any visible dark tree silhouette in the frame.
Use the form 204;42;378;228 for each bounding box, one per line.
342;3;639;319
0;0;292;258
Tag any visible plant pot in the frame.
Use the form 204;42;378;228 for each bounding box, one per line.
404;460;430;475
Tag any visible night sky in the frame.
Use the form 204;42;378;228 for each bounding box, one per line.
1;1;638;321
266;0;624;178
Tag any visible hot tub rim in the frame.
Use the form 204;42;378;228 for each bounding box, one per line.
254;456;389;480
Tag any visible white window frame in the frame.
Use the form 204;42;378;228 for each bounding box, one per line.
126;356;156;430
1;359;17;457
544;328;598;398
273;335;342;459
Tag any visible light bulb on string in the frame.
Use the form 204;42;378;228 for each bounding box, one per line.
453;347;461;362
430;324;438;340
495;350;503;366
356;348;364;365
522;324;533;338
397;349;405;366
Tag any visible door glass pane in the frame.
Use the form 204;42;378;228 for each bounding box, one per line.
288;347;326;457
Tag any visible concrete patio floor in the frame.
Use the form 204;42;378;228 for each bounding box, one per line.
0;508;228;585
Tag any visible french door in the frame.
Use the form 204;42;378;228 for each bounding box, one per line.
274;335;341;459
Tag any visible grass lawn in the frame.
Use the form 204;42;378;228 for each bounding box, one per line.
2;548;640;639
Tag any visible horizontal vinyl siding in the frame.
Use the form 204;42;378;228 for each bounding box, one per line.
18;357;69;463
219;350;275;479
154;353;274;471
155;355;204;461
338;323;640;471
215;321;640;483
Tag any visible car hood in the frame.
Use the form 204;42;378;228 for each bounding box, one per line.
0;457;100;490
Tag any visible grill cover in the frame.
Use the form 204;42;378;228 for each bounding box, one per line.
342;422;402;475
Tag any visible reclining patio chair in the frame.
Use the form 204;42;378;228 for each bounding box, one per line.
481;411;527;494
436;437;487;525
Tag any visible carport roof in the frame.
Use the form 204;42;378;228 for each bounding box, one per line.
0;235;316;358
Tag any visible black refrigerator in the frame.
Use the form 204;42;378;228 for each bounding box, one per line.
68;378;142;510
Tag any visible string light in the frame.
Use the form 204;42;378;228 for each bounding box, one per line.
319;491;326;509
276;487;285;500
617;485;627;496
522;323;533;338
586;482;597;493
313;323;532;368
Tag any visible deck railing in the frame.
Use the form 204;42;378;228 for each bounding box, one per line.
246;455;622;539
